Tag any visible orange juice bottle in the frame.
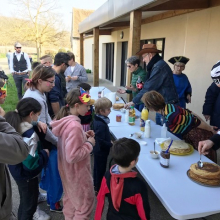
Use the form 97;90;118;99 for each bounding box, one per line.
140;107;148;131
128;106;135;126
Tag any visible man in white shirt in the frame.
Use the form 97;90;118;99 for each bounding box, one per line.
10;42;32;100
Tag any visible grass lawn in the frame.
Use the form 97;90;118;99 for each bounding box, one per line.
2;74;19;112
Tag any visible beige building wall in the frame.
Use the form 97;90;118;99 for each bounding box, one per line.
83;6;220;118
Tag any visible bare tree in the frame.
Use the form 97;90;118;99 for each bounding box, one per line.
11;0;69;59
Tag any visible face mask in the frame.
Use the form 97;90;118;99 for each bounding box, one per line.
31;116;40;126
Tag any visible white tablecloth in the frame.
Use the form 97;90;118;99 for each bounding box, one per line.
90;87;220;220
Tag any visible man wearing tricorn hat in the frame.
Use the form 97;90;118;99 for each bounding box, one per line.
125;44;179;125
168;56;192;109
9;42;32;100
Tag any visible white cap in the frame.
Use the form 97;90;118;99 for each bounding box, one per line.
14;42;22;47
211;61;220;78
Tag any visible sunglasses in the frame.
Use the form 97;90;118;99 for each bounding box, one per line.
16;47;21;49
213;78;220;85
44;80;55;84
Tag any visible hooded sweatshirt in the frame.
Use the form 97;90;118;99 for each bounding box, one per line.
51;115;95;209
95;165;150;220
0;116;29;220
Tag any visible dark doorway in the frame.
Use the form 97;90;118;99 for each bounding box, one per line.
120;42;128;86
106;43;114;82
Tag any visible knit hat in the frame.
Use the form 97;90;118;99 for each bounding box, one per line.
211;61;220;84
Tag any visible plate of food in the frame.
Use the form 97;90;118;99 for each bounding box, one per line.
160;140;194;156
187;162;220;187
112;103;125;111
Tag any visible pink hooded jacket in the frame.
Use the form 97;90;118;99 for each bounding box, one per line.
51;115;94;208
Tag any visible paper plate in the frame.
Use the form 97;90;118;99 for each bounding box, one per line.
160;143;194;156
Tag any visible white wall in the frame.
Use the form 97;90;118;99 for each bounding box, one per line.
83;6;220;118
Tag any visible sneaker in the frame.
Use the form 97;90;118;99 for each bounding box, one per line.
50;202;63;213
33;207;51;220
38;192;47;203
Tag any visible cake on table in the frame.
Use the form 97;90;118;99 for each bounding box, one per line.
188;162;220;186
162;140;191;154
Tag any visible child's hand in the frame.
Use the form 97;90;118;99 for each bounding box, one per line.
88;136;95;146
43;149;50;157
37;121;47;133
0;107;5;117
86;130;95;138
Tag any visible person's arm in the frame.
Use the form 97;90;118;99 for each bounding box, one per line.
24;52;32;72
64;127;93;163
133;66;164;104
94;122;112;150
0;116;29;164
48;76;61;115
51;102;60;115
124;180;151;220
9;53;14;73
95;176;110;220
78;67;88;82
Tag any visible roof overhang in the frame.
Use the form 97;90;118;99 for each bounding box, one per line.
79;0;211;34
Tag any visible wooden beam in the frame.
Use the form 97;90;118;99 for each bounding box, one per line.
85;29;112;35
93;27;99;87
127;10;142;101
141;0;171;11
101;21;130;28
80;33;84;66
143;0;209;11
142;9;198;25
210;0;220;7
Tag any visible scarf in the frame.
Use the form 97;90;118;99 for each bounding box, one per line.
96;114;110;124
147;53;163;72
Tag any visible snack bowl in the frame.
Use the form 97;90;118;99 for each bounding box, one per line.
120;108;126;113
134;132;143;139
150;150;160;159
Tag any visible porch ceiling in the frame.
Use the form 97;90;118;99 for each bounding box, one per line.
79;0;211;35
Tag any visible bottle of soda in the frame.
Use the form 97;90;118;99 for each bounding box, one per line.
136;76;144;91
140;107;149;131
128;106;135;126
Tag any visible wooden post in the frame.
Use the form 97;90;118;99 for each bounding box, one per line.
80;33;84;66
93;27;99;87
127;10;142;101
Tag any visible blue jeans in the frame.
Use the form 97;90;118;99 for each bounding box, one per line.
155;112;163;126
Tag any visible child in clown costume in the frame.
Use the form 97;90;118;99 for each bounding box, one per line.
51;88;95;220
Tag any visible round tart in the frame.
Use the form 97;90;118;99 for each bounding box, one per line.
189;162;220;186
162;140;191;154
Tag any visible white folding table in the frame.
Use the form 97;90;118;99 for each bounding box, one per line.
90;87;220;220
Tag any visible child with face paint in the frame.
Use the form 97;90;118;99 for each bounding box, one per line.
4;98;50;220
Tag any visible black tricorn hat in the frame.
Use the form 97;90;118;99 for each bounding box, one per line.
168;56;190;65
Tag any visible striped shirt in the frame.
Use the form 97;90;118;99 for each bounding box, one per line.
164;104;201;135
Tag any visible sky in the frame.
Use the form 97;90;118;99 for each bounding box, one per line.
0;0;108;31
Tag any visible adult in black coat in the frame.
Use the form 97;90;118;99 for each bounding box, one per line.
203;83;220;129
203;61;220;129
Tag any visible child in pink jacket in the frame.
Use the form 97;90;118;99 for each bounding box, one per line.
51;88;95;220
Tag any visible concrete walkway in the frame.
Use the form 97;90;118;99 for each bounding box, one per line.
0;58;220;220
